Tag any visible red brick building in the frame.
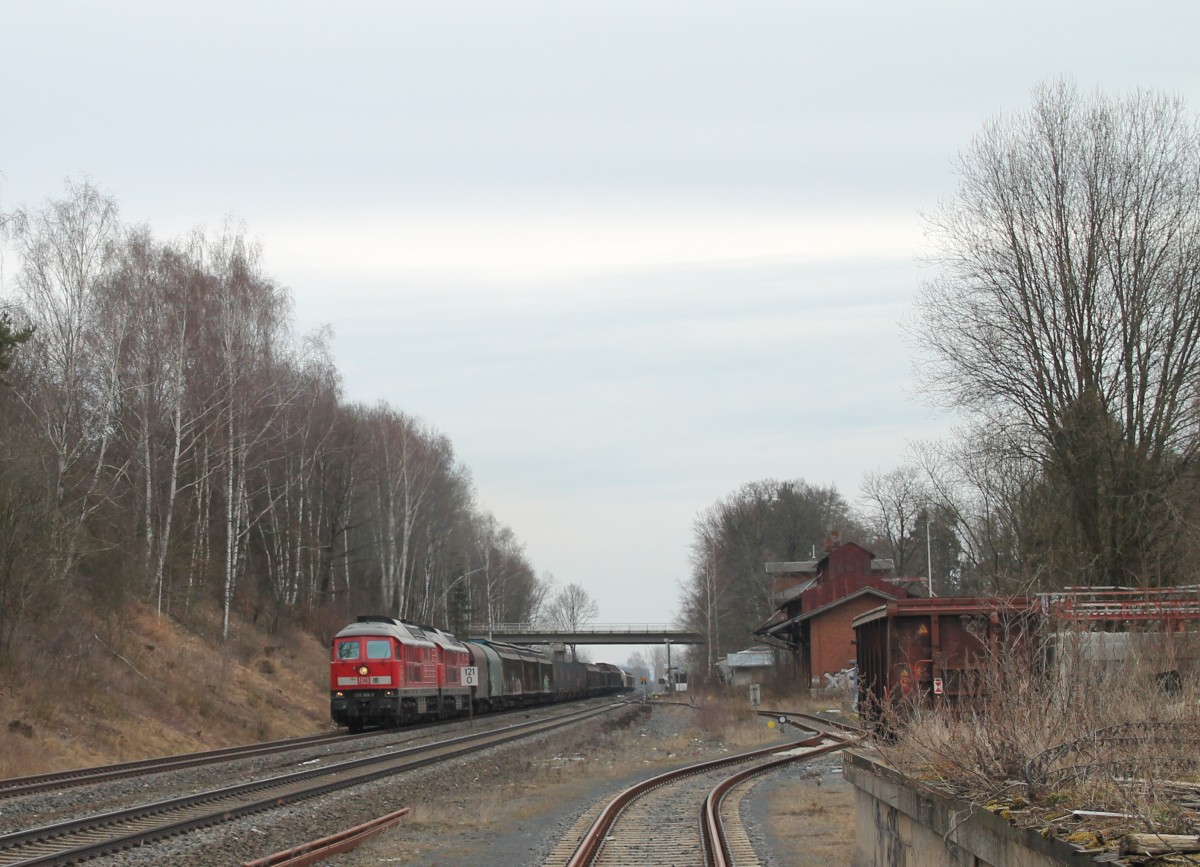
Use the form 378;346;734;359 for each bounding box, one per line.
756;533;915;689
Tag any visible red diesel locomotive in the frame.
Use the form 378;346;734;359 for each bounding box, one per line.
330;615;631;731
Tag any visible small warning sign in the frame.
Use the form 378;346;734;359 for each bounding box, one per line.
932;677;944;695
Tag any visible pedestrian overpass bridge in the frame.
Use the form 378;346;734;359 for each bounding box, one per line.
467;623;703;645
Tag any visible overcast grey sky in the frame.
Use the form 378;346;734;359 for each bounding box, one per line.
4;1;1200;637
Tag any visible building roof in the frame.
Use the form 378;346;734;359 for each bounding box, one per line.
772;577;818;606
755;586;905;638
791;586;901;623
722;648;774;669
765;560;820;574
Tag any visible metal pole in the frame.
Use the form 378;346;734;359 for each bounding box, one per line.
926;512;936;597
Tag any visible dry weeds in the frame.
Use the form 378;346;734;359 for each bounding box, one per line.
767;775;856;866
873;623;1200;846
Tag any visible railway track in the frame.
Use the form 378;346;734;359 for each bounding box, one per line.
0;730;360;800
241;807;412;867
702;739;848;867
0;696;608;803
0;702;619;866
754;708;862;738
548;728;849;867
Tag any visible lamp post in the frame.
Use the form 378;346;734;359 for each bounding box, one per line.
925;510;936;598
435;567;484;630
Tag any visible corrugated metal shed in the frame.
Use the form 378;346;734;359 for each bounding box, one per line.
724;648;774;669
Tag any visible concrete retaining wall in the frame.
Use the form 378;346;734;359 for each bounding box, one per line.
842;751;1090;866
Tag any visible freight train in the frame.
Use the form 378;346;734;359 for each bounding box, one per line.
330;615;632;731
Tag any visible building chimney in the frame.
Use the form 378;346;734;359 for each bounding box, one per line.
824;530;841;553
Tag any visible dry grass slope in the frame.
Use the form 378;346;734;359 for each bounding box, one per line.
0;601;331;777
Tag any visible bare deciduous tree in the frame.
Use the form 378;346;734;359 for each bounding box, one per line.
5;179;123;584
861;467;929;578
914;81;1200;585
544;580;599;661
545;581;599;631
680;478;860;684
0;179;551;661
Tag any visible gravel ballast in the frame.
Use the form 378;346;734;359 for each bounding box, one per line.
37;702;854;866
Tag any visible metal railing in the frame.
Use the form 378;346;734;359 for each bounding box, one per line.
470;622;684;635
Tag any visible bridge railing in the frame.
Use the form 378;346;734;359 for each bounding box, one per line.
470;622;684;635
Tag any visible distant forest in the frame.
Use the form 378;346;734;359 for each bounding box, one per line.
0;180;551;665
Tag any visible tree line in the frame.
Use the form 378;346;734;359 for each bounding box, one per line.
0;180;566;664
681;82;1200;684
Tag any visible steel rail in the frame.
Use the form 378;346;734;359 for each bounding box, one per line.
754;709;862;736
0;695;599;800
0;730;360;799
701;738;848;867
240;807;412;867
565;734;826;867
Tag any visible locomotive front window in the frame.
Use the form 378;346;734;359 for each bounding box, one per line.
336;640;360;661
366;639;391;660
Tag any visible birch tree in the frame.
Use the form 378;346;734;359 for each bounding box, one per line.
4;179;124;584
361;406;449;618
198;224;295;639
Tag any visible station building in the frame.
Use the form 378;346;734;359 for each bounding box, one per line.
755;532;921;690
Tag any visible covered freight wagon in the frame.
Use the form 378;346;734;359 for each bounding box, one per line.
853;596;1036;723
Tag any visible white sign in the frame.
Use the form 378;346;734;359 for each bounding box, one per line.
932;677;944;695
461;666;479;687
337;676;392;686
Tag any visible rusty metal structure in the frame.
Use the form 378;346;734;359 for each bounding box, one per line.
1039;585;1200;627
853;587;1200;723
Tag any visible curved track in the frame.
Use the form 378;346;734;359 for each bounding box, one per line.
557;731;847;867
754;708;861;737
702;739;848;867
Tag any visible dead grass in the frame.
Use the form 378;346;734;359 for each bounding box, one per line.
694;692;803;749
767;775;856;866
0;600;331;778
874;623;1200;842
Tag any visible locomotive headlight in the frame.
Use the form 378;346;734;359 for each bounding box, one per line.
357;665;369;676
